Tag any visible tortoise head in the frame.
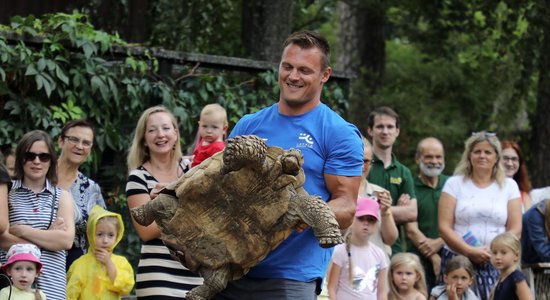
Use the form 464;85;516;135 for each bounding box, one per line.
280;149;303;176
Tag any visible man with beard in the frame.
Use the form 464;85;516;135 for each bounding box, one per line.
405;137;448;291
367;106;417;255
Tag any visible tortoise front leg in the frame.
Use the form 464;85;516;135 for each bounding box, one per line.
293;194;344;248
186;265;232;300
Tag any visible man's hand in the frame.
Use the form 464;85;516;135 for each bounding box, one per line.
397;193;411;206
419;238;443;257
294;221;309;233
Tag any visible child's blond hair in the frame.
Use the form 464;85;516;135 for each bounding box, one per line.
97;215;121;233
200;104;228;127
388;253;427;300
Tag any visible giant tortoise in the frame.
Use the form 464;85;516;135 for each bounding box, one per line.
130;135;343;300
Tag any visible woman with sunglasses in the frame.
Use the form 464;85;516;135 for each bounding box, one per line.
438;131;522;300
0;130;75;300
56;120;106;270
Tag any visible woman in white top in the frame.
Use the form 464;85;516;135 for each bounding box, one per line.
438;131;521;300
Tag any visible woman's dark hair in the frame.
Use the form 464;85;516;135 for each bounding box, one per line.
500;140;532;192
14;130;58;184
60;119;95;140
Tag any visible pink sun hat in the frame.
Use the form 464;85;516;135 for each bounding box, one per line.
355;197;380;220
1;243;42;273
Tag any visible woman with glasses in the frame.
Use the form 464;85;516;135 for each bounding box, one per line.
501;140;532;212
438;131;522;300
56;120;106;270
358;136;398;256
0;130;75;300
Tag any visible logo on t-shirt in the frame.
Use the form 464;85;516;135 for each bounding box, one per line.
390;176;402;185
296;133;314;148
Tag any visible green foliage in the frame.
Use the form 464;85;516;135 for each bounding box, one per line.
354;40;509;171
0;11;348;268
346;0;540;174
386;1;535;137
148;0;243;56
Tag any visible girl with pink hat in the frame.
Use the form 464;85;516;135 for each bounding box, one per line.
0;243;46;299
327;197;389;299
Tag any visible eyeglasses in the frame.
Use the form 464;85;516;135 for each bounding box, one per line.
471;131;497;138
64;136;93;148
24;152;52;163
503;156;519;163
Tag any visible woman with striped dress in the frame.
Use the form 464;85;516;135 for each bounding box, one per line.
126;106;203;299
0;130;75;300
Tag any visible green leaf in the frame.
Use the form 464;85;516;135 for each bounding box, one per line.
37;58;46;71
55;65;69;85
35;74;45;90
91;75;102;93
25;64;39;76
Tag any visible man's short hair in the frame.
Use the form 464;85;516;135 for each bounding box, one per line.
367;106;400;129
282;30;330;71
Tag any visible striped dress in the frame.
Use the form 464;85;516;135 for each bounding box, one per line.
126;165;203;299
0;179;67;300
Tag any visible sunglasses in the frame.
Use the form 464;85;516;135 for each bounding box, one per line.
471;131;497;138
24;152;52;163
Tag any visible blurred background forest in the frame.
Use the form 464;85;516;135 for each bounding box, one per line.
1;0;549;266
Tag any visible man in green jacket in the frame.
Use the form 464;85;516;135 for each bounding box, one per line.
367;106;417;254
406;137;448;291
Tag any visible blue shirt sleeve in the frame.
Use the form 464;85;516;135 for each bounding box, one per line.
323;123;363;177
524;209;550;261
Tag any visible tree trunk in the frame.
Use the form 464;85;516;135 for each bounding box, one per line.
242;0;294;62
530;4;550;188
335;1;356;72
126;0;151;43
339;0;386;131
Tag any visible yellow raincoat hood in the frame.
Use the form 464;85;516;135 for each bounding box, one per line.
67;205;134;299
87;205;124;253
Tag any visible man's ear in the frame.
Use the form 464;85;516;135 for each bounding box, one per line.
320;66;332;84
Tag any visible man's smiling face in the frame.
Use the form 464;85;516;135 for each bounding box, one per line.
278;43;331;111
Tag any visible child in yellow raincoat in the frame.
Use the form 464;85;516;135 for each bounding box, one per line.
67;205;134;299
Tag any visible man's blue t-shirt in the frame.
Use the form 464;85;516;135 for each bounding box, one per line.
229;103;363;282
